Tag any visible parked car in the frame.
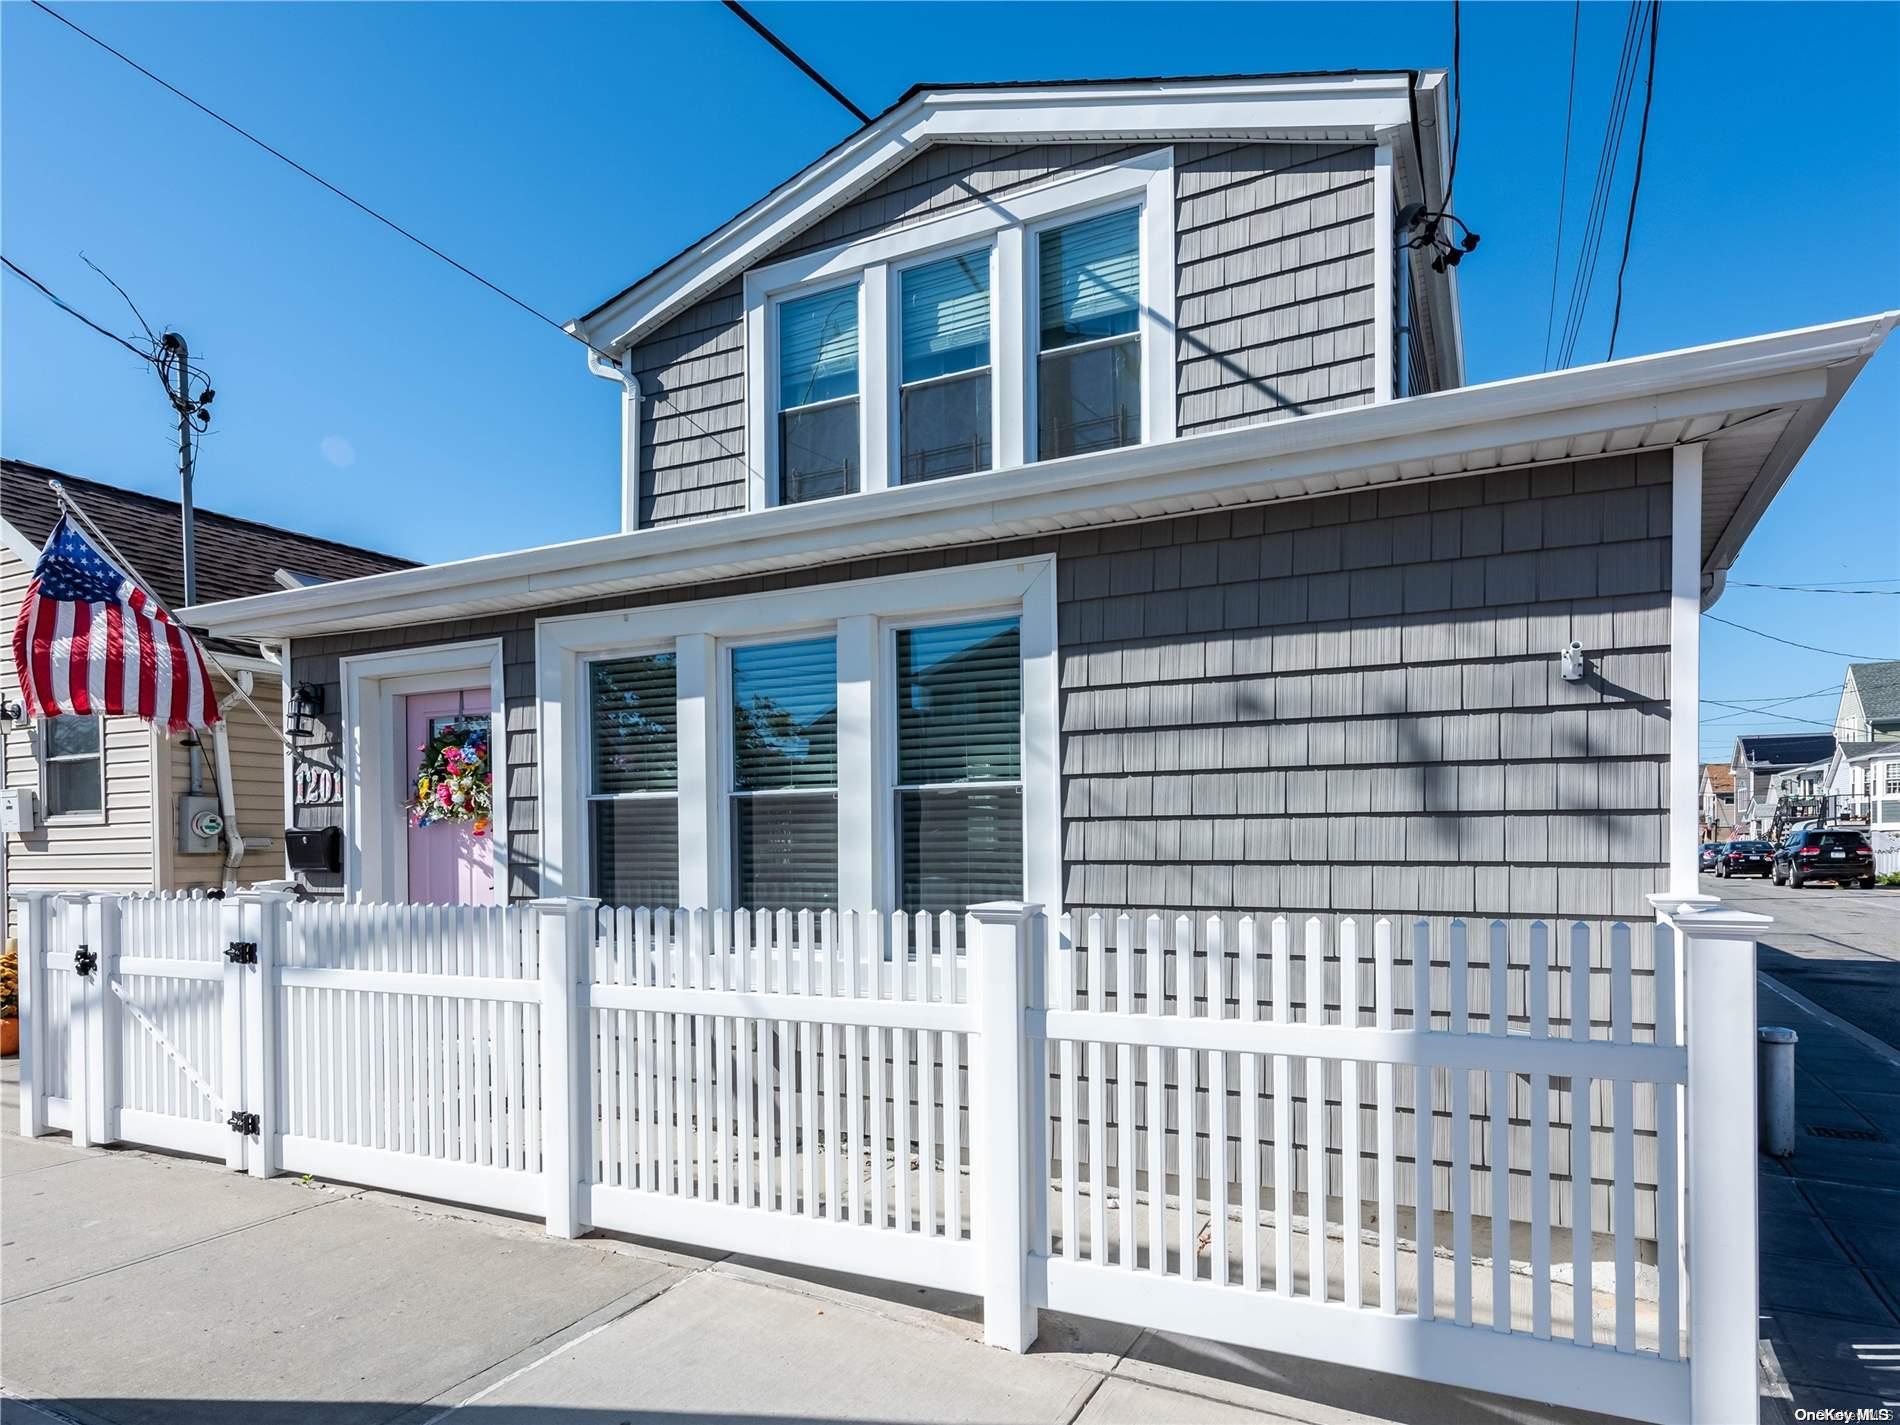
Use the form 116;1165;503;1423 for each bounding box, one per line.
1699;843;1724;872
1772;829;1876;889
1717;840;1774;878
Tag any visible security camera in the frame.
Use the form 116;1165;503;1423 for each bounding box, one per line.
1560;641;1587;682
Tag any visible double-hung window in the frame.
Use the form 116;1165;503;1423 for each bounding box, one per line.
1036;207;1142;458
731;637;839;909
898;251;991;482
588;654;679;907
777;286;861;504
42;714;103;818
893;617;1022;914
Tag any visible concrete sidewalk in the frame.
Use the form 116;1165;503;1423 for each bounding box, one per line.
1;1062;1629;1425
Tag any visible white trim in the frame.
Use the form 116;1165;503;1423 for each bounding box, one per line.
535;557;1059;921
1;516;41;566
573;75;1420;353
1669;444;1703;893
1372;142;1395;404
186;313;1899;640
336;640;507;905
745;150;1174;512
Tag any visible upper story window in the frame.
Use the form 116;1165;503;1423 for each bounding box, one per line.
744;148;1175;511
42;714;103;818
899;251;992;483
1035;208;1141;459
777;285;861;505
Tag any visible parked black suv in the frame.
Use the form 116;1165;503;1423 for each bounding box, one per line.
1772;829;1876;889
1716;840;1773;878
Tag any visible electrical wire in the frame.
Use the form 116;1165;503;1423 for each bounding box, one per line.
721;1;870;125
3;255;157;364
1605;1;1659;360
1702;612;1895;662
1700;699;1845;733
1442;0;1463;209
1540;2;1582;371
1554;1;1646;367
1732;581;1900;595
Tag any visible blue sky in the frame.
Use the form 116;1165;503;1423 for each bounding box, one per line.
3;1;1895;757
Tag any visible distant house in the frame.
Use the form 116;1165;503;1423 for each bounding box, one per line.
1835;660;1900;742
1698;762;1736;841
1825;739;1900;872
1730;733;1837;838
2;461;411;919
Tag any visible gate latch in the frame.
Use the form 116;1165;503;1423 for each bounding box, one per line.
72;947;98;977
228;1110;260;1136
225;941;259;965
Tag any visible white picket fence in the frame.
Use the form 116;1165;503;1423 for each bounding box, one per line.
11;889;1764;1425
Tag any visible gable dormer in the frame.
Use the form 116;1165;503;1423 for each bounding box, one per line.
574;73;1462;531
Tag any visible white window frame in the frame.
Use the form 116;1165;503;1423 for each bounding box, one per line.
766;276;867;510
743;149;1175;512
880;610;1028;918
1885;761;1900;797
37;713;105;823
536;555;1060;919
581;646;682;910
890;242;1000;490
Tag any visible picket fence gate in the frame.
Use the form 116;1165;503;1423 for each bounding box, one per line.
11;888;1765;1425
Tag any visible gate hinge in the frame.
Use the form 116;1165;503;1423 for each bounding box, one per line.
225;941;259;965
73;946;98;977
228;1110;260;1136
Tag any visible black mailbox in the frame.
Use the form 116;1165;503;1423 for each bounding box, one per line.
284;826;342;874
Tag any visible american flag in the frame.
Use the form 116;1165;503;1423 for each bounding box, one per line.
10;514;222;733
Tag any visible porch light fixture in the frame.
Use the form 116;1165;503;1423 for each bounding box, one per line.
288;683;322;739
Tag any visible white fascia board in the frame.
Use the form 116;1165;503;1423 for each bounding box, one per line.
573;76;1417;354
1;517;41;566
184;313;1896;641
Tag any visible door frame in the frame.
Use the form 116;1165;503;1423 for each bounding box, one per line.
338;640;508;905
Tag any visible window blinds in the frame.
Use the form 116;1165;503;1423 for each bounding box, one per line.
778;287;860;410
1038;207;1140;350
896;619;1021;785
731;638;839;790
900;252;990;383
590;654;678;794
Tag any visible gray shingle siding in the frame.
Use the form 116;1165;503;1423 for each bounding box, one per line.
621;139;1383;529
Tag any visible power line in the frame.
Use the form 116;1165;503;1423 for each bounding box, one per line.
1443;0;1463;209
1702;612;1895;663
1540;1;1582;371
1605;0;1659;360
26;0;611;362
721;1;870;125
1554;1;1646;368
1700;698;1843;732
1732;580;1900;595
3;255;157;364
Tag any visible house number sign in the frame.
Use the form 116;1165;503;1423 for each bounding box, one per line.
293;761;340;806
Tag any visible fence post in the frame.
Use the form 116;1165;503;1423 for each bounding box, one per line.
88;894;123;1147
969;900;1039;1352
238;889;294;1179
535;896;598;1239
1671;900;1771;1425
58;893;98;1149
11;889;57;1138
219;894;249;1171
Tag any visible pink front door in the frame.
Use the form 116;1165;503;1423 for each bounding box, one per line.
405;689;495;905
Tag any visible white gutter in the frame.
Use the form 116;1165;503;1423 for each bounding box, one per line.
185;313;1896;640
586;351;642;533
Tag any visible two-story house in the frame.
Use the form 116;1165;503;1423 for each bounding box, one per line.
185;72;1890;931
1730;733;1837;838
1835;659;1900;742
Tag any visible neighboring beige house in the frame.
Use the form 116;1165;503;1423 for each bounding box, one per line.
2;460;411;921
1698;762;1736;842
1835;659;1900;742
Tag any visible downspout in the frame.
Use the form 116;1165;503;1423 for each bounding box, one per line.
587;349;641;533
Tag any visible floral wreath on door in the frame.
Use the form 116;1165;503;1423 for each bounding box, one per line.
408;716;492;835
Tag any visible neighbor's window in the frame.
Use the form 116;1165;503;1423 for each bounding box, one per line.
777;286;860;505
1887;762;1900;796
588;653;679;908
899;251;992;483
893;618;1022;915
43;714;103;817
1037;207;1141;459
731;638;838;909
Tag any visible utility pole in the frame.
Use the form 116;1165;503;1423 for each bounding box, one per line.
162;330;197;607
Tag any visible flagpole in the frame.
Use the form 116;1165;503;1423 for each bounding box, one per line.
46;480;294;751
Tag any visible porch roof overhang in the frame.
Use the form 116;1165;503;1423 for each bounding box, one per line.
185;312;1895;641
